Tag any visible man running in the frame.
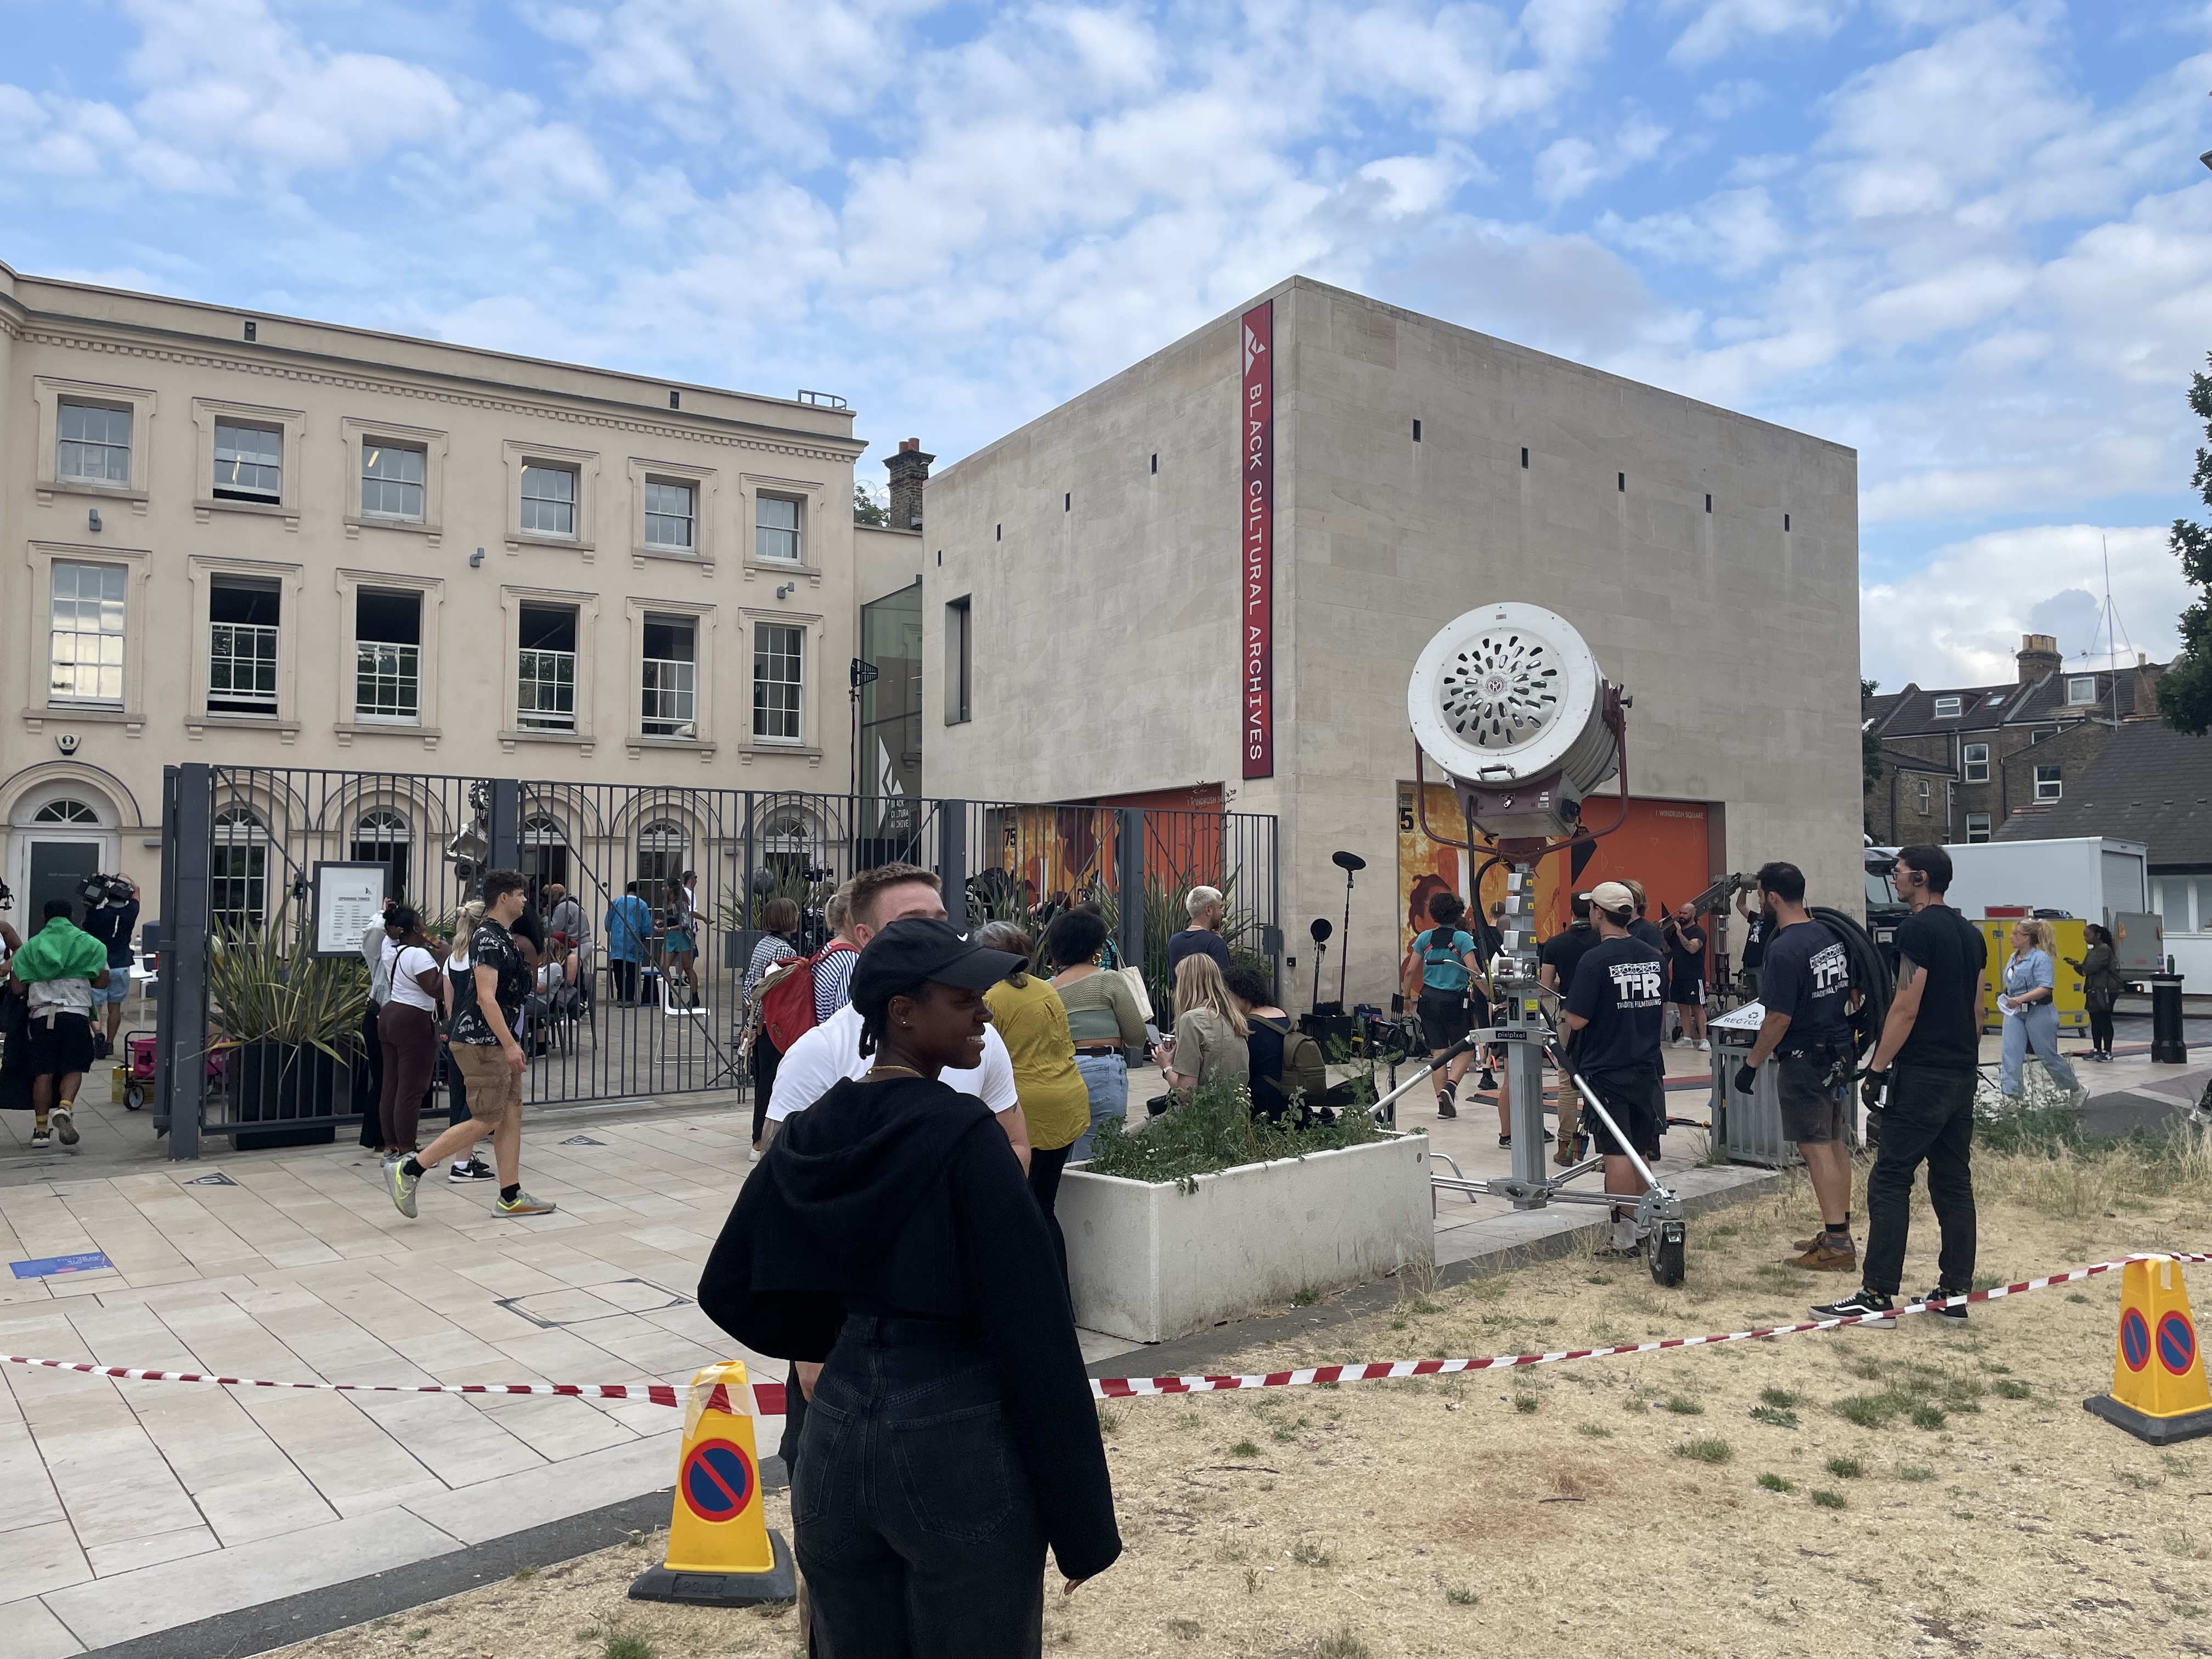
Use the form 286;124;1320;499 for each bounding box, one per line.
390;871;556;1219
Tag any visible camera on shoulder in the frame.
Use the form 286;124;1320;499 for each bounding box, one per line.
76;873;133;911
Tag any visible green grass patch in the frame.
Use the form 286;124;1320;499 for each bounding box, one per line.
1809;1489;1846;1510
1756;1472;1795;1493
1994;1379;2031;1400
1826;1457;1865;1479
1749;1406;1800;1429
1897;1465;1937;1482
1315;1629;1372;1659
1576;1423;1613;1438
1911;1404;1948;1431
1514;1395;1540;1414
1446;1587;1479;1606
1832;1392;1909;1429
1229;1439;1262;1459
1673;1438;1733;1464
1662;1395;1705;1417
1165;1618;1201;1640
1759;1387;1802;1408
1290;1541;1331;1567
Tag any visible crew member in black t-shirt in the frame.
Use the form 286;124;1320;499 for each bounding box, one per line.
1563;881;1667;1256
1736;862;1858;1272
1538;892;1601;1165
1659;902;1708;1051
1735;889;1768;1000
1814;845;1988;1328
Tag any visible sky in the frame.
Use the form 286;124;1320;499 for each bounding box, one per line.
3;0;2208;693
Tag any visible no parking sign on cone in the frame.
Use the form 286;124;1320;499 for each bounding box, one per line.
630;1360;797;1605
2084;1256;2212;1446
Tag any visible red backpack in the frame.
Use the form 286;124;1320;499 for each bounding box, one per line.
759;940;857;1052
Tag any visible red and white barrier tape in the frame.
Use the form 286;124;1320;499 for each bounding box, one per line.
5;1250;2204;1415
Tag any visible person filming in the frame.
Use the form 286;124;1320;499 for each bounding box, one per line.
1731;863;1859;1272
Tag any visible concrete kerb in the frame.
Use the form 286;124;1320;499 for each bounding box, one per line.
77;1462;788;1659
1088;1167;1790;1385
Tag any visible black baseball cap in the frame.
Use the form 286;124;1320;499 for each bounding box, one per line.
850;917;1024;1010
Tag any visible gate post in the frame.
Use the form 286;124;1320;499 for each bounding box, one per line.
488;779;522;875
741;792;757;929
1117;808;1145;980
941;803;968;930
161;763;212;1160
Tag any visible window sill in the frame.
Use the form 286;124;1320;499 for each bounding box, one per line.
505;533;596;560
736;743;823;768
635;545;715;575
499;729;596;758
346;515;442;546
24;706;145;736
628;735;719;761
37;481;149;514
196;497;299;531
186;713;302;743
744;558;822;585
335;721;442;751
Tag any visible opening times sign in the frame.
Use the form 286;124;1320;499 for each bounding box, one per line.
1240;300;1274;780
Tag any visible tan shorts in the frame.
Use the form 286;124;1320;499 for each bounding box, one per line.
452;1042;522;1129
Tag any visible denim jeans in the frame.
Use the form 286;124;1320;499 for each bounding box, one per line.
1068;1053;1127;1162
794;1316;1047;1659
1863;1065;1977;1296
2000;1006;2079;1096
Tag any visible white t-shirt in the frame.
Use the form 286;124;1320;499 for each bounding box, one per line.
766;1002;1018;1122
385;945;442;1013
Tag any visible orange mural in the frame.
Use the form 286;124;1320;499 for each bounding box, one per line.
1395;784;1713;953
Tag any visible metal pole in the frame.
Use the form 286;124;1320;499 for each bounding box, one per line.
942;802;968;930
163;763;212;1160
1117;808;1145;978
488;779;521;874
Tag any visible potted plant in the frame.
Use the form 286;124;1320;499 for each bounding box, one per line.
206;905;369;1149
1059;1082;1434;1343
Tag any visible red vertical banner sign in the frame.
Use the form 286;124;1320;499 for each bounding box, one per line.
1240;301;1274;779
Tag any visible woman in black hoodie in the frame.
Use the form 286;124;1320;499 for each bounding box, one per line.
698;917;1120;1657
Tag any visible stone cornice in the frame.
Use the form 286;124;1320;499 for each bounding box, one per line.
19;325;864;467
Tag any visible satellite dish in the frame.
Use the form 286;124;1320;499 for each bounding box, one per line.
1408;602;1618;841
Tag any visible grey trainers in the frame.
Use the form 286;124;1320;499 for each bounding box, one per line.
496;1190;557;1217
389;1159;420;1219
52;1107;78;1147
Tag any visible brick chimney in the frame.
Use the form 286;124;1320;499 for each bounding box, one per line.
2016;632;2061;684
885;438;933;533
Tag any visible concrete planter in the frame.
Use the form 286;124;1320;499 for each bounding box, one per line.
1059;1133;1435;1344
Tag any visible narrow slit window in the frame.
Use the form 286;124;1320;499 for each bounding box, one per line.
1520;447;1528;469
1704;494;1712;513
1617;472;1625;493
1412;420;1422;442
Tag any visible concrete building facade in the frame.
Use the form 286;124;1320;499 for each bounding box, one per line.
0;258;903;921
922;276;1863;1002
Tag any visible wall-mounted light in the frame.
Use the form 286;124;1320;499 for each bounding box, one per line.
776;582;795;600
88;509;102;533
470;546;486;568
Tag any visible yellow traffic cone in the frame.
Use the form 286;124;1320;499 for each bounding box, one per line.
630;1360;797;1605
2083;1256;2212;1446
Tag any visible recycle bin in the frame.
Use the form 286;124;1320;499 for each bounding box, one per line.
1707;1002;1799;1169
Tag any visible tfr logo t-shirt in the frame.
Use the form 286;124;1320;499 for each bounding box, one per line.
1563;935;1667;1074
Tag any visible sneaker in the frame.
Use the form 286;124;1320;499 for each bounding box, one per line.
1810;1288;1895;1328
1695;1040;1710;1053
1913;1285;1970;1323
1476;1071;1497;1091
449;1157;494;1183
1792;1228;1851;1252
92;1034;111;1061
1436;1094;1457;1119
496;1190;557;1216
389;1159;421;1219
52;1107;78;1148
29;1130;50;1150
1789;1238;1858;1273
1553;1141;1581;1167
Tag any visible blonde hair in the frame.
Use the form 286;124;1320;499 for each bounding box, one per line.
1173;952;1248;1039
448;900;485;963
2011;918;2055;955
825;881;855;939
1623;878;1647;912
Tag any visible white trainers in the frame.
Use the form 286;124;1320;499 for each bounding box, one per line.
1696;1040;1710;1053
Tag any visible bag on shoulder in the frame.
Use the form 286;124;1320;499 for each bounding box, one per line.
759;940;857;1052
1252;1015;1329;1109
1114;964;1155;1023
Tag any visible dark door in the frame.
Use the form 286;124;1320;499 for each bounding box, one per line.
29;840;101;924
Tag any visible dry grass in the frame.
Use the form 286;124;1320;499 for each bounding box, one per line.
268;1137;2212;1659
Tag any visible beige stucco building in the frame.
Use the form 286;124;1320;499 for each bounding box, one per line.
922;276;1864;1002
1;257;931;920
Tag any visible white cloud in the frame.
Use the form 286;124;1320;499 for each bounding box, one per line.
1533;115;1668;202
1669;0;1853;65
1861;523;2188;689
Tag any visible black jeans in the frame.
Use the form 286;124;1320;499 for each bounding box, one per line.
751;1032;783;1144
795;1316;1046;1659
1863;1065;1977;1296
610;958;640;1002
2088;1002;2115;1054
1027;1145;1070;1293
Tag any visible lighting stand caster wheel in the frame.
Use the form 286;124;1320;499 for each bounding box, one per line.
1647;1220;1686;1287
125;1084;145;1111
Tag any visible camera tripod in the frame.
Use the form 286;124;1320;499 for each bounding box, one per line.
1367;869;1687;1287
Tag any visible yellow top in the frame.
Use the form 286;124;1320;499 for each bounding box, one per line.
983;975;1092;1153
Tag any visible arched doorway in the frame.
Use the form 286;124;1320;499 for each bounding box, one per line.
211;806;270;928
8;789;118;926
636;820;688;916
351;809;411;904
523;813;569;898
